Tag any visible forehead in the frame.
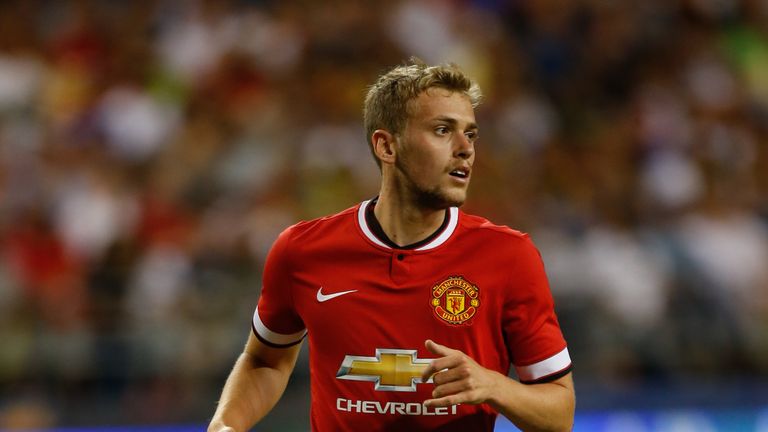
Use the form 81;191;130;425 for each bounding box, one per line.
407;88;476;124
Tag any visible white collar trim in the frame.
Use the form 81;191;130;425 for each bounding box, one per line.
357;199;459;251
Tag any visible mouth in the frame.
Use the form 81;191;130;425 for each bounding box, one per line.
449;167;470;179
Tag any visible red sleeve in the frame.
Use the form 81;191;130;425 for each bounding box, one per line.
503;235;571;383
251;226;306;348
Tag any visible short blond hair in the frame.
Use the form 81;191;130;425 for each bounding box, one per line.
364;59;482;166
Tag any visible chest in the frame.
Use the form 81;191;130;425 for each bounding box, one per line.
289;248;510;349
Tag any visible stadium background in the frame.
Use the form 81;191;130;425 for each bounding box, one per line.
0;0;767;430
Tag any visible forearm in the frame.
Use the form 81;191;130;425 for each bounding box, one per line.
209;352;293;432
489;373;575;432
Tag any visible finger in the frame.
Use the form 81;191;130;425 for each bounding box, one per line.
423;393;465;408
431;380;468;399
421;340;459;381
421;355;463;382
424;339;454;357
431;367;465;386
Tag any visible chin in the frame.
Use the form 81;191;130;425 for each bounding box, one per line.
416;188;467;209
443;186;469;207
446;197;466;208
442;191;466;207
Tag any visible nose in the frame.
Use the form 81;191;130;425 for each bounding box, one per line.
454;134;474;159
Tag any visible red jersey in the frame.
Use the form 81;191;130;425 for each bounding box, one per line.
253;199;571;431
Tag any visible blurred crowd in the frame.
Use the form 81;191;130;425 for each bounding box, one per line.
0;0;767;428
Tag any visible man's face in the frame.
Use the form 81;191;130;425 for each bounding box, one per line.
393;88;478;209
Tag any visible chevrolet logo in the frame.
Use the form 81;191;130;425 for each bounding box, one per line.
336;349;434;392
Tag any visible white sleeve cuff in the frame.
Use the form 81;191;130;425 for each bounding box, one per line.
514;347;571;382
252;306;307;346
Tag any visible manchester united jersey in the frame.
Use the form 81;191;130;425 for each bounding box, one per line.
252;199;571;432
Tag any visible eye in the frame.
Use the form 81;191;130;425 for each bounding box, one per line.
465;130;478;142
435;126;449;135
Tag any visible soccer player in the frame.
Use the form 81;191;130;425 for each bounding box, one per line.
208;60;575;432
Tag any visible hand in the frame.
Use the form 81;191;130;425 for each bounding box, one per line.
421;339;502;408
207;422;236;432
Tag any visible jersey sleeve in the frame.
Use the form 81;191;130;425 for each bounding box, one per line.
503;235;571;383
252;226;307;348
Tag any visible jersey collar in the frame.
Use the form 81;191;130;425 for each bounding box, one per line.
357;198;459;251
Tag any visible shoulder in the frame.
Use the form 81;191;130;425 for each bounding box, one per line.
458;211;532;243
279;203;360;245
456;210;543;260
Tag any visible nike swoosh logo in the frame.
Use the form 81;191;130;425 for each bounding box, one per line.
316;287;358;303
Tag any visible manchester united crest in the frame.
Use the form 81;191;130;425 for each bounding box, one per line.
430;276;480;325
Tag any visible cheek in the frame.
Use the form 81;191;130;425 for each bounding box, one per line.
398;137;446;178
411;150;442;177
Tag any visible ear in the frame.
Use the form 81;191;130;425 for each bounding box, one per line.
371;129;397;166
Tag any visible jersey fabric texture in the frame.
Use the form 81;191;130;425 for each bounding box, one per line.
252;199;572;432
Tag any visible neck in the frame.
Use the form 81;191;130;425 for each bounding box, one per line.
373;187;447;247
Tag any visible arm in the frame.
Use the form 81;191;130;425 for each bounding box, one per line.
208;332;303;432
421;340;574;432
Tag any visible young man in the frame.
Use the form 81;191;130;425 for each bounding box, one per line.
209;60;575;432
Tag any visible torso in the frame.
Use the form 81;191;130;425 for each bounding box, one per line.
253;200;569;432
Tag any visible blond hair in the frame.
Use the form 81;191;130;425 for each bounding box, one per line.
364;59;482;167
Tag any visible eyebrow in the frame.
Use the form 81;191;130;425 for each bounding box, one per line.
432;116;479;130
